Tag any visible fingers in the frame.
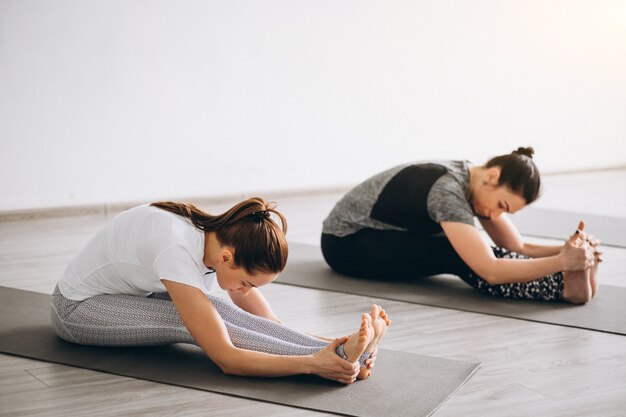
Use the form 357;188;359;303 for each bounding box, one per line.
569;222;605;252
328;336;348;349
336;358;355;371
333;351;359;371
567;245;593;271
586;234;603;262
365;348;378;369
581;244;595;269
370;347;378;358
586;235;597;251
338;361;360;383
338;375;357;384
315;343;361;384
335;365;358;384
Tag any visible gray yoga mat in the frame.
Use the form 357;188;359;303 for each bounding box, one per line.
279;243;626;336
513;207;626;248
0;286;479;417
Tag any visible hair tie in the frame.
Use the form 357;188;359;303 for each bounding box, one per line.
251;211;271;222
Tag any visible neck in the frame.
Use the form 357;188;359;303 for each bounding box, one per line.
203;232;220;270
468;165;484;196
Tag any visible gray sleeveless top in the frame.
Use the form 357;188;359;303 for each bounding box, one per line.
322;160;476;237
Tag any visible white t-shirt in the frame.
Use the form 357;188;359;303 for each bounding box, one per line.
58;205;215;301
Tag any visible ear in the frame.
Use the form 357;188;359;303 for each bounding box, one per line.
485;167;501;186
218;249;236;269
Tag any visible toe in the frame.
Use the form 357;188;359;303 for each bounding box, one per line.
370;304;380;319
362;313;371;323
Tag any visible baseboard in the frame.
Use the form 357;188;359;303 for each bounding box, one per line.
3;165;625;222
0;187;351;222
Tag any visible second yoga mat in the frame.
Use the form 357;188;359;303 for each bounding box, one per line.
513;207;626;248
0;286;479;417
278;243;626;336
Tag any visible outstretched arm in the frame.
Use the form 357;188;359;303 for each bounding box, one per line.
479;214;561;258
441;221;593;285
162;279;358;383
228;288;281;322
227;286;378;370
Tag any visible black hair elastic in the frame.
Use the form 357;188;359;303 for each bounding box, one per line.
251;211;271;221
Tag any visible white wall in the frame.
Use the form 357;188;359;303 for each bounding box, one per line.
1;0;625;211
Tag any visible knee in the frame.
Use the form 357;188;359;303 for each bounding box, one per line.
50;309;79;344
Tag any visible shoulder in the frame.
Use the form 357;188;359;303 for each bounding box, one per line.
427;160;470;193
140;206;195;236
426;161;474;225
135;206;201;255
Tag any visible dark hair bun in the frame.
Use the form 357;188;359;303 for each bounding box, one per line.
513;146;534;159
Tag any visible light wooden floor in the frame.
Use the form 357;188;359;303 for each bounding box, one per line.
1;170;626;416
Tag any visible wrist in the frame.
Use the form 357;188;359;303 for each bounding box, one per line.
556;252;567;271
301;355;315;375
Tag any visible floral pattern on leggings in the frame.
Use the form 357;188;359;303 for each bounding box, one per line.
466;247;564;301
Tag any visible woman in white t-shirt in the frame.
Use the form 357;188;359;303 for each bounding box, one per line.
51;197;389;384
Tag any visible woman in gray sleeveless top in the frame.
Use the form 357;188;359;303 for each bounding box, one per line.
321;147;602;304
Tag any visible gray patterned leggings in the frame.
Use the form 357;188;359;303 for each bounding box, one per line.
51;286;369;364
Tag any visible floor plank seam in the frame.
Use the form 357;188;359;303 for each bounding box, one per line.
25;369;51;388
519;383;557;401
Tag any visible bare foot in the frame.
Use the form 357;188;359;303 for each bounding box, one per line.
342;314;375;362
588;239;602;298
367;304;390;350
563;269;592;304
562;220;596;304
589;257;599;298
357;305;391;380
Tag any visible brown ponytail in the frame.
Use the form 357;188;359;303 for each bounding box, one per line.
484;146;541;204
151;197;288;274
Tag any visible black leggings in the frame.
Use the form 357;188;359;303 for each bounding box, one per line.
321;230;563;301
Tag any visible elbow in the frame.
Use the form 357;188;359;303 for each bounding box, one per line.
217;359;244;376
481;274;500;285
219;364;237;376
212;349;243;376
474;263;500;285
214;358;233;375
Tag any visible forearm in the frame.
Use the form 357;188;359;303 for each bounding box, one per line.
518;242;562;258
484;255;564;284
220;347;313;377
164;281;321;379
